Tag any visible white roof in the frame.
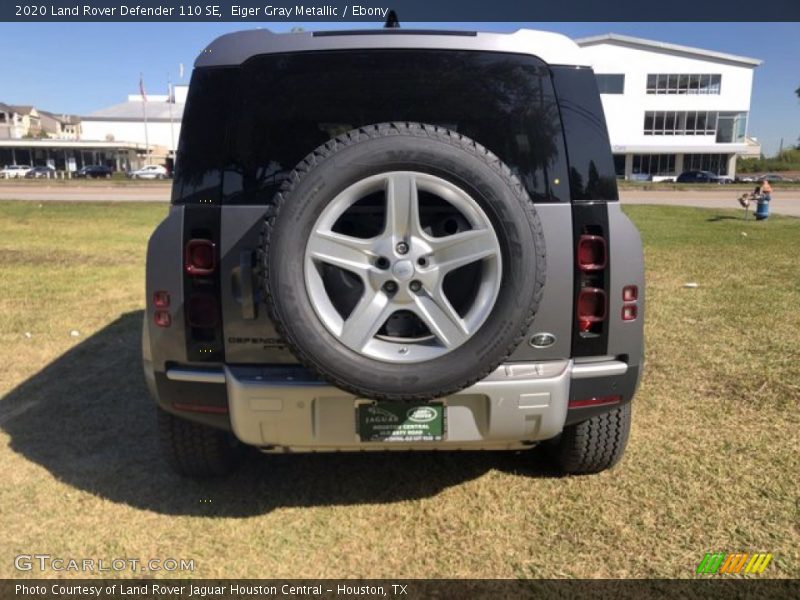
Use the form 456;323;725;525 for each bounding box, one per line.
575;33;762;67
84;100;185;122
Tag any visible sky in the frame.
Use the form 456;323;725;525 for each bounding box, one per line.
0;21;798;155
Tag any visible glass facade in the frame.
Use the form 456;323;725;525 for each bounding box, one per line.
0;146;131;171
683;153;730;175
644;111;717;136
643;111;747;140
715;113;748;143
646;74;721;94
596;74;625;94
631;154;676;176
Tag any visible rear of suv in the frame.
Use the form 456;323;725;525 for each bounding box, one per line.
143;28;645;477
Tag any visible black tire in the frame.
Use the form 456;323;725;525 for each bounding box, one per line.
549;404;632;475
157;409;244;477
262;122;546;401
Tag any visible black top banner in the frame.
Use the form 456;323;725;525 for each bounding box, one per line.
4;0;800;22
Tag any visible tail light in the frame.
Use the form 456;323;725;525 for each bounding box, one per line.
577;288;606;333
185;239;216;275
187;293;219;328
622;284;639;322
577;235;606;272
153;290;171;327
622;304;638;321
572;209;611;355
154;310;171;328
153;290;170;308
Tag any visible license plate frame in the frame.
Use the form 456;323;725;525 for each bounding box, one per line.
356;400;446;443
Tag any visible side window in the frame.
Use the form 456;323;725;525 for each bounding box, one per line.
551;66;618;201
172;68;239;204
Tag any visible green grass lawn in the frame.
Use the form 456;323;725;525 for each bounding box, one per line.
0;201;797;579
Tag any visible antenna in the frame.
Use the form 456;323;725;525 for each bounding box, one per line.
384;10;400;28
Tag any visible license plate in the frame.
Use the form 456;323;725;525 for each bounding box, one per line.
357;401;445;442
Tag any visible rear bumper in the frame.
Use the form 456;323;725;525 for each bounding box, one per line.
159;358;634;452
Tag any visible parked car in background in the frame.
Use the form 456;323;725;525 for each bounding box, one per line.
717;176;734;184
676;170;720;184
0;165;33;179
735;175;755;183
74;165;113;179
127;164;169;180
25;166;57;179
759;173;788;182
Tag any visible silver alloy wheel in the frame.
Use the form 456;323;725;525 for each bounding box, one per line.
304;171;502;363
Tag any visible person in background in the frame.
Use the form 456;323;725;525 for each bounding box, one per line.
754;177;773;220
759;178;773;202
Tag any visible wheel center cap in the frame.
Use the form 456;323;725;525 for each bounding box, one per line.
392;259;415;281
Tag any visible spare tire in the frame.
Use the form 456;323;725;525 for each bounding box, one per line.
262;122;545;401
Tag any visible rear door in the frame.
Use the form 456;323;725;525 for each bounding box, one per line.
214;48;575;364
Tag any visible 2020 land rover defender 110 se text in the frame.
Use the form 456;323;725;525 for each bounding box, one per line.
143;28;645;477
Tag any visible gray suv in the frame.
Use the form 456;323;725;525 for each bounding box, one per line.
143;27;645;477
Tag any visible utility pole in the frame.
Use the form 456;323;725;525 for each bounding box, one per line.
140;73;150;165
167;73;176;171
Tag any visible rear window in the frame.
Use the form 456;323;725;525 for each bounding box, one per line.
173;49;570;205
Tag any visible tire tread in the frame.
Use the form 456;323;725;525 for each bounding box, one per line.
553;404;632;474
157;410;243;477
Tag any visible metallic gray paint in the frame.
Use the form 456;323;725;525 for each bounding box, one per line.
507;203;574;362
144;206;188;372
219;206;296;363
605;203;645;366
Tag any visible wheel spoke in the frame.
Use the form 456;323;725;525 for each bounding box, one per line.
412;291;469;349
431;229;498;273
307;230;375;276
340;291;395;351
304;170;503;362
384;173;421;240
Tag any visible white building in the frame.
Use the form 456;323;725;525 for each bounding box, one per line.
577;34;762;180
80;85;187;164
64;34;764;179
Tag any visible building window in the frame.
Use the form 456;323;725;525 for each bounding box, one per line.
643;111;719;135
632;154;676;176
596;74;625;94
715;112;748;143
646;74;722;94
683;153;729;176
613;154;626;177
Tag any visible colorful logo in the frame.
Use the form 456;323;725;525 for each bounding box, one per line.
696;552;773;575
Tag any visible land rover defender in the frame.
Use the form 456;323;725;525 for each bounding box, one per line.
143;27;645;477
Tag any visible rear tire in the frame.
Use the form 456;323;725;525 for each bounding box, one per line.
157;409;244;477
549;404;632;474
